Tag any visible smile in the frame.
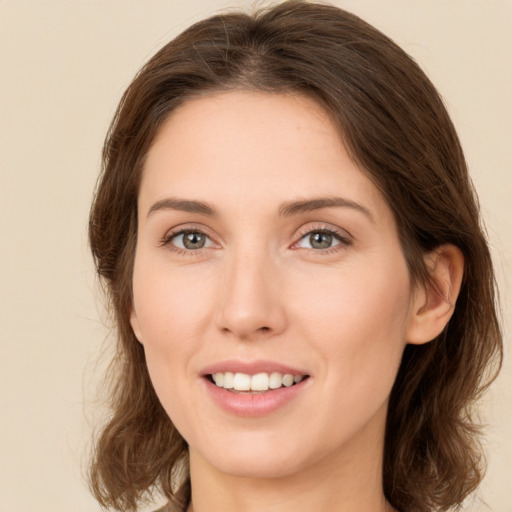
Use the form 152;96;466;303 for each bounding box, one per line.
210;372;307;392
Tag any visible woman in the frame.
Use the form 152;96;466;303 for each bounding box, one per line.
88;2;503;511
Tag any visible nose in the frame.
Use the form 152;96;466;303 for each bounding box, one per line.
215;249;287;341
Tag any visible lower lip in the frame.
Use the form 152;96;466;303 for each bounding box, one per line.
203;377;309;417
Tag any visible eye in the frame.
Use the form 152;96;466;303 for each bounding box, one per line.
294;228;351;251
166;230;214;251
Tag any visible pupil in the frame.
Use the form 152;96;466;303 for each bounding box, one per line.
310;232;332;249
183;232;205;249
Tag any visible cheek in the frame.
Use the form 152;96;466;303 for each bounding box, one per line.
131;259;216;411
286;263;410;446
293;257;411;390
132;274;207;434
132;259;213;347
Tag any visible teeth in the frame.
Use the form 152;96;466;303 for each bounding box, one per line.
282;374;294;387
233;372;251;391
222;372;234;389
213;372;224;387
269;372;283;389
251;372;269;391
211;371;306;391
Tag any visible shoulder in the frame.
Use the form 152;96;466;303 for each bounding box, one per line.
153;502;187;512
153;504;175;512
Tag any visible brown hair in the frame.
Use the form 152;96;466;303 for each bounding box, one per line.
88;2;503;511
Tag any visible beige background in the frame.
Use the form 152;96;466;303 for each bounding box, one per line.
0;1;510;511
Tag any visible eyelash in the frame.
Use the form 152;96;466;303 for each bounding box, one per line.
292;225;353;254
160;225;352;256
159;228;214;257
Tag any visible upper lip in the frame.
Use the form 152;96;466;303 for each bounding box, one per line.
201;359;310;377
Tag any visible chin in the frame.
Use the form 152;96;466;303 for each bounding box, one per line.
213;454;305;480
190;430;320;481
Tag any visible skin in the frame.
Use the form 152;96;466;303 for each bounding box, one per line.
130;91;463;512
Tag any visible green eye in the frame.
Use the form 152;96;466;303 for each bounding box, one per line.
171;230;211;250
308;232;336;249
296;229;350;250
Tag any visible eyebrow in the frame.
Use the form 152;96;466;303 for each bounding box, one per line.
147;198;217;218
147;195;374;222
279;196;374;222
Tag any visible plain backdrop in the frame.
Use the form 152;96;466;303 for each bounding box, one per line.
0;1;510;511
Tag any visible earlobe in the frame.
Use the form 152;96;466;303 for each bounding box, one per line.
130;307;144;344
406;244;465;345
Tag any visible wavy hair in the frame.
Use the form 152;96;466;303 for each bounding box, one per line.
88;2;502;511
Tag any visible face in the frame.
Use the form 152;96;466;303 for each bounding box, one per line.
131;91;417;480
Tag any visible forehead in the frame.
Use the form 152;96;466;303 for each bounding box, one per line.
139;91;391;222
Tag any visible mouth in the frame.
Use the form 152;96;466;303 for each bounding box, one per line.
206;371;310;393
201;362;311;416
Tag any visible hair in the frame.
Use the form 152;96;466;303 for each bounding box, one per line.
88;2;503;511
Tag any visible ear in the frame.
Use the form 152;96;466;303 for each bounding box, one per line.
406;244;464;345
130;307;144;344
